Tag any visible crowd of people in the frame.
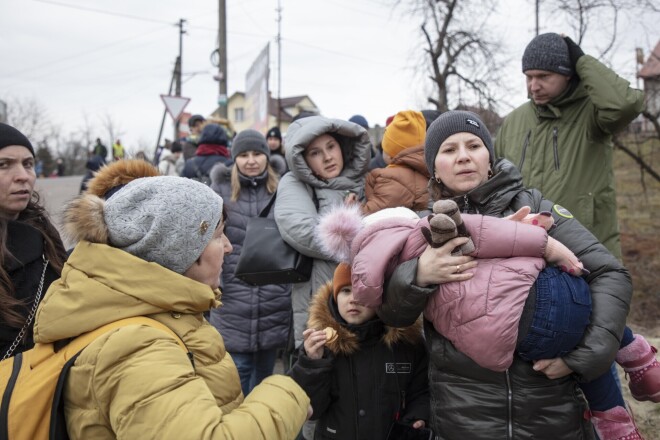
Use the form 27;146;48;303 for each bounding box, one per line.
1;32;659;440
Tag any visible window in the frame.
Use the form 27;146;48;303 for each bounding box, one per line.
234;107;244;122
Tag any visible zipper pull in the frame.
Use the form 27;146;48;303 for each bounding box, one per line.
463;195;469;213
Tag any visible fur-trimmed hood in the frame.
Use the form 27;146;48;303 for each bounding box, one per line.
86;159;160;198
306;281;423;356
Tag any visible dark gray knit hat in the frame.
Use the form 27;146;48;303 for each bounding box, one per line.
230;129;270;160
522;32;573;76
104;176;223;274
0;123;35;157
424;110;494;176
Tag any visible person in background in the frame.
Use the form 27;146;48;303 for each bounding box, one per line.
158;141;183;176
379;110;639;439
182;114;206;161
79;154;106;193
134;151;149;162
495;33;644;259
112;139;125;161
274;115;371;440
362;110;430;215
289;263;430;440
182;123;232;184
266;126;288;175
208;129;289;396
274;115;371;351
35;176;311;439
92;138;108;162
0;123;67;359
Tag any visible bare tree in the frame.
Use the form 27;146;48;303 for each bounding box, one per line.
401;0;506;112
541;0;657;60
99;112;125;151
5;96;57;147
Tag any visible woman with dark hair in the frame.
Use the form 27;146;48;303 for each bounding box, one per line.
0;123;67;359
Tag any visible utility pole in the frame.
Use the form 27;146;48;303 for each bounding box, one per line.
276;0;282;128
175;18;186;139
535;0;540;36
218;0;228;118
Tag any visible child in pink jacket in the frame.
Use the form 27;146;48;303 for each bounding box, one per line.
317;202;659;440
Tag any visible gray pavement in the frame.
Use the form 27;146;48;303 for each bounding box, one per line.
35;175;83;245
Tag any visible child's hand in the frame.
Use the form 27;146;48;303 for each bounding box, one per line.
303;328;327;360
412;420;426;429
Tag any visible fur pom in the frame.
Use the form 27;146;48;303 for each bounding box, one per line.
86;159;159;198
62;195;109;245
316;204;364;263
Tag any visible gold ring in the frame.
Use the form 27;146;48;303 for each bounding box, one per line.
456;265;461;273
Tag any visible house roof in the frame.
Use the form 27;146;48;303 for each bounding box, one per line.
639;41;660;79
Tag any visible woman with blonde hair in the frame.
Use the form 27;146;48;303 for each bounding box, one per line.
208;129;286;396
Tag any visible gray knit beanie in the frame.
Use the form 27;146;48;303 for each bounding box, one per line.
522;32;573;76
424;110;494;176
104;176;223;274
230;129;271;161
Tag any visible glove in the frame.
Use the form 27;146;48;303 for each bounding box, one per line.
563;36;584;70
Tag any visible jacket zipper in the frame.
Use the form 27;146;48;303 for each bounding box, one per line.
552;127;560;171
506;369;513;440
463;195;470;214
518;131;531;171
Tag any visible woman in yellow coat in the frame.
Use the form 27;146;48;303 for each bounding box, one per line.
33;175;310;439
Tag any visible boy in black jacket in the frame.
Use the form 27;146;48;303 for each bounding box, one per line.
289;263;430;440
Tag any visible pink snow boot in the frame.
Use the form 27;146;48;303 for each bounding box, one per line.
588;406;643;440
616;335;660;403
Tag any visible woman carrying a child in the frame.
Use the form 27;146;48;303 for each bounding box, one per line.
371;111;657;440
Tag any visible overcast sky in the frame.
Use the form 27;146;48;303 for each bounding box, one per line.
1;0;656;153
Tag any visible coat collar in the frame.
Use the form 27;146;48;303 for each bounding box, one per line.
306;281;423;356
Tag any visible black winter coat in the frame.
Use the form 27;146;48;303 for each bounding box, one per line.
290;283;430;440
378;159;631;440
1;221;61;357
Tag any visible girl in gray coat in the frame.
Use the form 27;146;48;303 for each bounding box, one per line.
274;116;371;350
208;129;289;396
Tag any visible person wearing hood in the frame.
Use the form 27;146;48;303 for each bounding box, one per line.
34;176;311;439
289;263;430;440
0;123;67;360
182;123;232;183
273;115;371;352
494;33;644;259
207;129;289;396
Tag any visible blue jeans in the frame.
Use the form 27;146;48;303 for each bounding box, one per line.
231;349;277;396
517;267;624;411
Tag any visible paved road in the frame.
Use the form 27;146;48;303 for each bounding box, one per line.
35;175;83;244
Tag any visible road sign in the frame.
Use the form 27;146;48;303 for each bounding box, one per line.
160;95;190;120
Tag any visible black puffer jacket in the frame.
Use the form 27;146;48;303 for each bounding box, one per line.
290;282;429;440
378;158;631;439
208;163;291;353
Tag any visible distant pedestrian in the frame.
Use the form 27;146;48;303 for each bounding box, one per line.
112;139;125;161
92;138;107;161
182;123;231;184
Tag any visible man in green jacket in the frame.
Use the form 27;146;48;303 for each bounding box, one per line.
495;33;644;259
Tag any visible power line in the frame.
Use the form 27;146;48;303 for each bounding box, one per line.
33;0;176;25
